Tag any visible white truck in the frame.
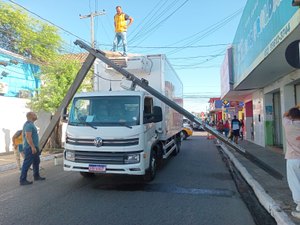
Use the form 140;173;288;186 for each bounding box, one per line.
63;54;183;181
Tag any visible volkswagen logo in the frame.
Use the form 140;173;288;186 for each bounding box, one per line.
94;137;103;147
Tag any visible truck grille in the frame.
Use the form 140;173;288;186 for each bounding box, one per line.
66;137;139;147
74;150;141;164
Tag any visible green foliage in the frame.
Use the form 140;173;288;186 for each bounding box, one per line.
0;1;93;113
0;1;61;62
29;58;93;113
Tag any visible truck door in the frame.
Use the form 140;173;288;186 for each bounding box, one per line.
143;97;157;151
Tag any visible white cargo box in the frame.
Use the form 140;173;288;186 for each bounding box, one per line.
94;54;183;140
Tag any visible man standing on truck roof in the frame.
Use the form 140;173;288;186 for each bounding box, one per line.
112;6;133;57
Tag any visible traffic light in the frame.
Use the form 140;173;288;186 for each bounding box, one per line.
292;0;300;6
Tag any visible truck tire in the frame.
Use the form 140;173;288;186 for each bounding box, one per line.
172;137;181;156
144;150;157;182
80;172;95;178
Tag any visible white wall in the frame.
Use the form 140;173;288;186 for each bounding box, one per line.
252;91;265;147
0;96;51;153
0;96;29;153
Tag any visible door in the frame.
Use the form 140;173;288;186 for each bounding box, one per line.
273;92;283;147
295;83;300;105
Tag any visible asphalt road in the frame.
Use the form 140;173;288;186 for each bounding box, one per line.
0;132;255;225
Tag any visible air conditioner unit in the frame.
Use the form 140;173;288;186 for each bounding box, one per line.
106;56;151;75
107;57;127;68
0;82;8;94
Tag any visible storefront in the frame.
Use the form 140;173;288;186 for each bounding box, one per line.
220;0;300;151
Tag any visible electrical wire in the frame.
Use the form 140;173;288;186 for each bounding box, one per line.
9;0;90;46
166;8;243;55
129;0;189;46
2;1;241;73
94;72;121;82
129;0;167;39
128;0;172;41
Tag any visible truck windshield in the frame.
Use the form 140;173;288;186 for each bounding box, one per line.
69;96;140;127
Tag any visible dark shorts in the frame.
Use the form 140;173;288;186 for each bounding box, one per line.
232;130;240;137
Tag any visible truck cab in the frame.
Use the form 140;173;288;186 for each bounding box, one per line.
64;91;164;180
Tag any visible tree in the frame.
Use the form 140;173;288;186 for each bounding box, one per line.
28;57;93;149
0;1;93;148
0;1;61;62
29;58;93;113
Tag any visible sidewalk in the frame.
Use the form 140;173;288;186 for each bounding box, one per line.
219;139;300;225
0;150;63;172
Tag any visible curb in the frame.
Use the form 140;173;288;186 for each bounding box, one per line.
0;153;63;173
220;143;295;225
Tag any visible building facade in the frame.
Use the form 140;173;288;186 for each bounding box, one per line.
0;48;41;153
221;0;300;151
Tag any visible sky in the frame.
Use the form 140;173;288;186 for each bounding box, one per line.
4;0;247;113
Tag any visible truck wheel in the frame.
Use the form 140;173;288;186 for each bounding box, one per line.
80;172;95;178
182;130;188;140
172;137;181;156
144;150;157;182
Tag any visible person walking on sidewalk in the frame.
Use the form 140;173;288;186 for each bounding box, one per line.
239;119;244;140
112;6;133;57
231;115;241;144
216;119;224;134
19;112;45;186
283;105;300;219
12;130;24;170
223;120;230;137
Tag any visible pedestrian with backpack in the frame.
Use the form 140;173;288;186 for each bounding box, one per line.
12;130;24;170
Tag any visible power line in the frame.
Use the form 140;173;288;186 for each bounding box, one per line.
9;0;89;45
129;0;168;39
130;0;190;46
169;53;225;60
129;0;174;42
87;42;229;50
165;8;243;55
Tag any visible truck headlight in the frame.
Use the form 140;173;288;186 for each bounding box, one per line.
124;154;140;164
65;150;75;161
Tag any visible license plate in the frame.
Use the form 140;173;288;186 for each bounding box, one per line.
88;164;106;173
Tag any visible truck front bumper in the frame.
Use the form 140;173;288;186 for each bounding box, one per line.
63;150;147;175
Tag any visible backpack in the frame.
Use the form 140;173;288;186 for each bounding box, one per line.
12;130;22;140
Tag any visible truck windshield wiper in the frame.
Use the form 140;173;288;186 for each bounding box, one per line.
79;121;97;129
117;121;132;129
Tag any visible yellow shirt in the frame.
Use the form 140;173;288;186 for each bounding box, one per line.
114;13;128;32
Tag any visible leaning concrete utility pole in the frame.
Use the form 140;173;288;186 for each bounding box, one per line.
80;10;105;48
39;54;96;152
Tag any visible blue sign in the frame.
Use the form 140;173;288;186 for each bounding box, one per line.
232;0;298;83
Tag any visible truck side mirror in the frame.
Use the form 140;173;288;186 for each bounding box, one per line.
143;107;162;124
61;108;69;123
152;106;162;123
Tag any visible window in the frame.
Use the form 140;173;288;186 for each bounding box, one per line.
144;97;153;124
69;96;140;126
